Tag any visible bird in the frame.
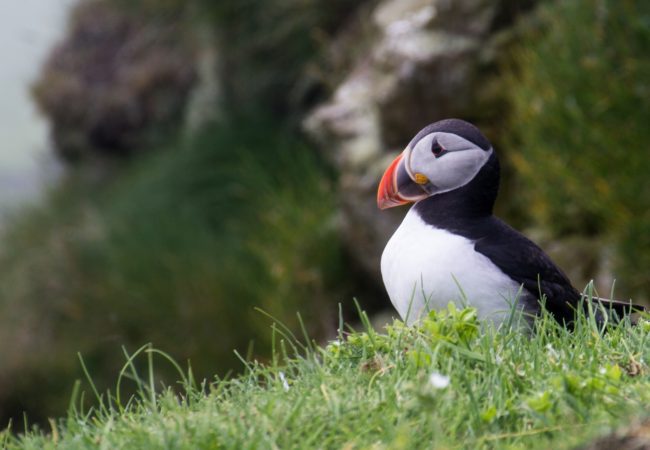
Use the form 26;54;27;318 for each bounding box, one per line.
377;118;645;327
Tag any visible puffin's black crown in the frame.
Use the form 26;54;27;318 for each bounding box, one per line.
409;119;491;151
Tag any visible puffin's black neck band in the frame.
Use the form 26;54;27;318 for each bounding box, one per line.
414;151;500;228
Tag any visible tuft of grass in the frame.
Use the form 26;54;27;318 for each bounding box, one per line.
4;303;649;449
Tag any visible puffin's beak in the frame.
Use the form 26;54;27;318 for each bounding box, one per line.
377;150;429;210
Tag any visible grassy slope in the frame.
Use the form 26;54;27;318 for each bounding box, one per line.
0;121;342;423
3;303;649;449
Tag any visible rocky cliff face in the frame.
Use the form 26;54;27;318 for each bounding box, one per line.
32;1;197;163
305;0;536;280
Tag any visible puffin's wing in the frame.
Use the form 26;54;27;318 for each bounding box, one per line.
473;218;646;322
472;218;583;323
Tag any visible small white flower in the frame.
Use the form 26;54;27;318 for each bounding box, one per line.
545;344;560;363
331;340;341;347
428;372;450;389
278;372;290;392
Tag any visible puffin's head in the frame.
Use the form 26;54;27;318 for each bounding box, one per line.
377;119;493;209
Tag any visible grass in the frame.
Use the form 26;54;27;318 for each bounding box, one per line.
3;296;649;449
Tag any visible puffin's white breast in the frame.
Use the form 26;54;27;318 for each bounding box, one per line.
380;208;524;325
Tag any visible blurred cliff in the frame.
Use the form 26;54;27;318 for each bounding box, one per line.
305;0;537;277
32;1;197;162
0;0;648;426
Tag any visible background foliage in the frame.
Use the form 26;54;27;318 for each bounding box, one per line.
508;0;650;298
199;0;365;116
1;0;373;425
0;120;341;422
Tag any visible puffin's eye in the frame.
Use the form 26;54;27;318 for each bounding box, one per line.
431;139;446;157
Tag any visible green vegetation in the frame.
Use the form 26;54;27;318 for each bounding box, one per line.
508;0;650;298
3;0;650;437
200;0;365;115
0;120;342;424
3;305;649;449
2;0;371;426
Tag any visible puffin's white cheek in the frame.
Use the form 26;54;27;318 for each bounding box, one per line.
422;150;488;192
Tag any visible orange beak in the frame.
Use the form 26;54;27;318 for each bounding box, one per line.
377;151;429;209
377;153;409;209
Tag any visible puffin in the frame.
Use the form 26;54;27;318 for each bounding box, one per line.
377;118;645;327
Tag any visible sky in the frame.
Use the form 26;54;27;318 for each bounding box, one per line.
0;0;73;210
